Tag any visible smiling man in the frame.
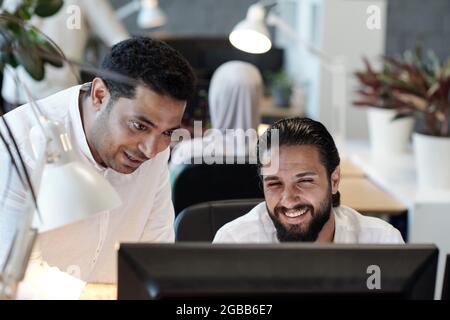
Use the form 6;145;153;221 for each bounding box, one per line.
213;117;404;244
0;37;195;298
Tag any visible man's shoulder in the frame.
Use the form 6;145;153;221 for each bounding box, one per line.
1;86;80;145
7;86;78;120
213;202;269;242
335;206;404;243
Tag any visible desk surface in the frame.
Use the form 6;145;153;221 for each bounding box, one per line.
340;177;407;215
340;159;366;178
81;284;116;300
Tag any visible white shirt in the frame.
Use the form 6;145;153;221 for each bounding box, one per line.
0;85;175;298
213;202;405;244
2;0;129;104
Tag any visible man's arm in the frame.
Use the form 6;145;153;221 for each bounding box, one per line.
140;149;175;243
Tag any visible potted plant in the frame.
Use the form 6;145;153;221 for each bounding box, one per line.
383;50;450;189
267;69;293;108
353;57;415;156
0;0;65;82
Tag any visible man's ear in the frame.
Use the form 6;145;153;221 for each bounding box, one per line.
331;165;341;195
90;78;111;112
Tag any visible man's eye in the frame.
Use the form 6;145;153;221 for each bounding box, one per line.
267;182;281;187
298;179;313;184
130;121;146;131
162;130;174;137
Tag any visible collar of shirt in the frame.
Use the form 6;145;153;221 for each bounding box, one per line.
68;83;105;171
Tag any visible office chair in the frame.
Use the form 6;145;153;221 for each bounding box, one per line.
174;198;263;242
172;158;264;215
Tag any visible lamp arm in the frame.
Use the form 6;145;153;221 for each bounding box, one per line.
266;12;334;66
116;0;140;20
0;70;57;298
0;211;38;299
0;152;44;299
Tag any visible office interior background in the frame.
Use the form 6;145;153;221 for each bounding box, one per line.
0;0;450;301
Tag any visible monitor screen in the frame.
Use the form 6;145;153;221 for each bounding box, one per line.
117;243;438;300
442;254;450;300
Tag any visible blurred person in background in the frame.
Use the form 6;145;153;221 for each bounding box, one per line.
170;60;264;171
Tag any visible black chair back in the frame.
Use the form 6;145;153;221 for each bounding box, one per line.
172;159;264;215
175;199;263;242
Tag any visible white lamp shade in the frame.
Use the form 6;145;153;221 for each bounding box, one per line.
229;23;272;54
229;3;272;54
138;0;167;29
35;161;122;232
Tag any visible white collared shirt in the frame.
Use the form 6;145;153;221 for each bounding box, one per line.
0;85;174;298
213;202;405;244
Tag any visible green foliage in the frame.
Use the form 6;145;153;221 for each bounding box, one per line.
34;0;64;17
0;0;64;81
267;69;293;96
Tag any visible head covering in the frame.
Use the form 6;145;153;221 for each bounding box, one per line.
208;61;263;131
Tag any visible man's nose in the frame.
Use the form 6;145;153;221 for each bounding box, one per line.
280;185;301;208
138;136;159;159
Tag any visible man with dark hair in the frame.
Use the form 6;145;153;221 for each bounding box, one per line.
214;117;404;244
0;37;196;298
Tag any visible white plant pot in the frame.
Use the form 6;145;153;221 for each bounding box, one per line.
413;133;450;189
367;108;414;156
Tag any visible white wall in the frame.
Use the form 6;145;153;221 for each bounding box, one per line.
280;0;387;140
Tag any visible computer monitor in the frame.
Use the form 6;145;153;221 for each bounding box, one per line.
442;254;450;300
117;243;438;300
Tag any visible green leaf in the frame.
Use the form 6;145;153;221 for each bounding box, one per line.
34;0;64;18
392;113;407;121
13;32;44;80
1;52;19;68
27;27;64;68
17;6;32;21
0;28;12;51
427;50;441;77
38;41;64;68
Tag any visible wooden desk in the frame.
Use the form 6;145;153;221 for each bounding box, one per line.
80;283;116;300
340;159;366;178
339;177;407;215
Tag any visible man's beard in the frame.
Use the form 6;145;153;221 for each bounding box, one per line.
267;188;333;242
